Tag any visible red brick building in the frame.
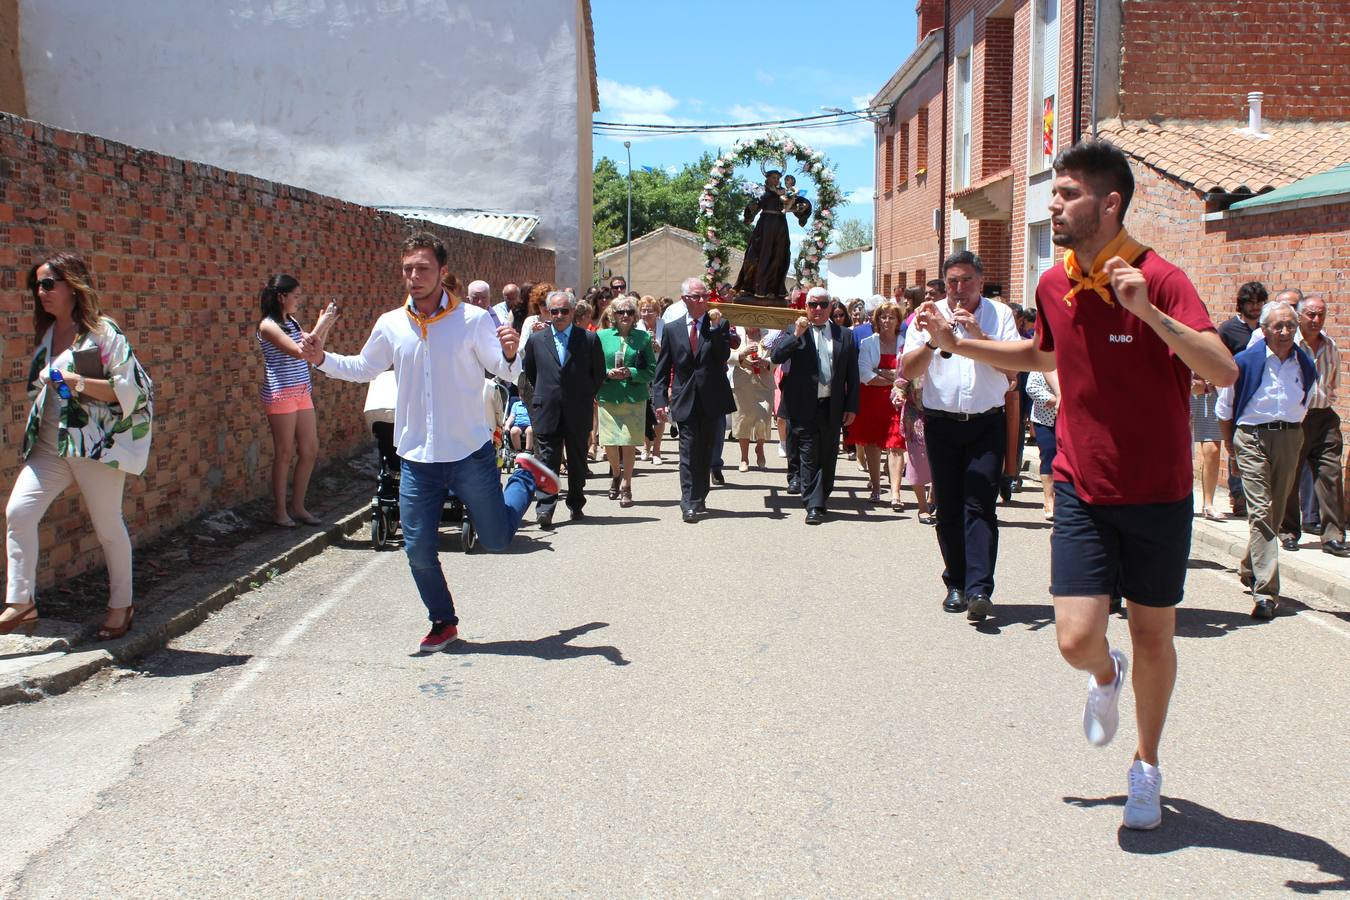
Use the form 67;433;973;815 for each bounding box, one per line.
872;0;1350;437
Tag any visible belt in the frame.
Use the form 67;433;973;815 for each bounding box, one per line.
923;405;1005;422
1239;420;1301;431
760;210;785;216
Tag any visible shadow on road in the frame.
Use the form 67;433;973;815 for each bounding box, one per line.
1063;795;1349;893
141;649;252;678
1174;605;1272;639
444;622;629;666
969;601;1056;634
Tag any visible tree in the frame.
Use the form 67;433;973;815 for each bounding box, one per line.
592;152;754;257
832;218;872;252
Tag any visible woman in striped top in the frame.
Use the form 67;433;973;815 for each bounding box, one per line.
258;274;337;527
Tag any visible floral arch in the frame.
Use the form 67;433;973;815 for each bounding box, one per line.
696;131;843;293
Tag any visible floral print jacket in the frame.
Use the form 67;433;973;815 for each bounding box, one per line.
22;318;154;476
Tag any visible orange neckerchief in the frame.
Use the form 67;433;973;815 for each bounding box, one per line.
405;291;459;339
1062;229;1149;307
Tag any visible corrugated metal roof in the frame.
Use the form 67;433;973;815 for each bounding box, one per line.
1226;162;1350;212
379;207;540;244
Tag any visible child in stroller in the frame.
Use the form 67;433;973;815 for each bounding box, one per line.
503;394;533;455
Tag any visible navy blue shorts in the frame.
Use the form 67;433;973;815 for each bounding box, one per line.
1050;481;1192;607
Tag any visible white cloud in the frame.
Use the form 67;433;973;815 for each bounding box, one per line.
844;187;875;207
598;78;680;124
754;70;775;86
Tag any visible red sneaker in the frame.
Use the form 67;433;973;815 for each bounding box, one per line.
515;453;559;495
420;621;459;652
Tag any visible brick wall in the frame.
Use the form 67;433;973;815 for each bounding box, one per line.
1126;163;1350;445
979;17;1014;178
0;113;554;588
1120;0;1350;122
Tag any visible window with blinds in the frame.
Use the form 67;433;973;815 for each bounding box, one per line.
1028;222;1054;298
954;52;973;189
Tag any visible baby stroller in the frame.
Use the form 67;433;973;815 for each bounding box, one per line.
363;371;479;552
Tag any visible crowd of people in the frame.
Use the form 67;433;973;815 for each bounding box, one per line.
3;139;1346;837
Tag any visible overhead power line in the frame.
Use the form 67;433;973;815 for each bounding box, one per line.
593;107;886;137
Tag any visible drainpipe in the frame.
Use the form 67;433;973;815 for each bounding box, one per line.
939;0;950;263
1072;0;1085;144
1090;0;1100;137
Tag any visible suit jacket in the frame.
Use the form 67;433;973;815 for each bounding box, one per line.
770;321;860;426
650;314;736;422
523;325;605;436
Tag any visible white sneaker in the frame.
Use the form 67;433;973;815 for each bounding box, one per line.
651;455;664;466
1123;760;1163;830
1083;649;1128;747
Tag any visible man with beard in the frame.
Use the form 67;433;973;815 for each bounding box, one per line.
920;140;1237;831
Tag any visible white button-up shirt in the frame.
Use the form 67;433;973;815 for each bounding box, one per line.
318;292;521;463
902;297;1019;414
1216;345;1308;426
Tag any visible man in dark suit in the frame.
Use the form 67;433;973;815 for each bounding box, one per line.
523;290;605;527
651;277;737;523
771;286;860;524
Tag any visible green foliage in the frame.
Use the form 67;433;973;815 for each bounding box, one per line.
593;152;753;257
832;218;872;252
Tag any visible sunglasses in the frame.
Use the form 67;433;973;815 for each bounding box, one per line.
681;293;708;301
36;277;65;292
613;309;636;316
548;307;572;316
806;300;830;308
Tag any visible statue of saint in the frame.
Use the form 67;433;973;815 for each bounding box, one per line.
733;168;812;304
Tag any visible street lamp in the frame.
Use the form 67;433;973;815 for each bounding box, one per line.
624;141;633;291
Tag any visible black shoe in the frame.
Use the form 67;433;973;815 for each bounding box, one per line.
999;477;1014;504
682;508;698;524
694;500;707;515
966;593;993;621
1322;539;1350;558
536;512;555;530
710;469;725;486
786;479;801;495
942;588;967;613
1251;598;1277;620
1110;596;1125;615
570;508;586;522
1281;537;1300;551
805;508;825;525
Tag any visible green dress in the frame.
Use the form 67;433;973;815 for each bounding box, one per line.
595;327;655;447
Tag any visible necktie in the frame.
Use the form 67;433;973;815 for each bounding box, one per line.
814;326;832;385
689;318;700;355
1062;229;1149;307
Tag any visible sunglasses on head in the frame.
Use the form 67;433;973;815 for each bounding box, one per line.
36;277;64;292
806;300;830;308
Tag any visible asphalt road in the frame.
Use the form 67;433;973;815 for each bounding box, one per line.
3;454;1348;896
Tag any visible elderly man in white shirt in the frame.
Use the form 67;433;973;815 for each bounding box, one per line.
903;250;1021;622
304;233;557;652
1216;299;1316;619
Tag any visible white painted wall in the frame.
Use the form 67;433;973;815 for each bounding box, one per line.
19;0;592;288
824;248;874;301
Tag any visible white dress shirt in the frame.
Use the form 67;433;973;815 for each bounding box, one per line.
1216;345;1308;426
318;292;521;463
902;297;1019;413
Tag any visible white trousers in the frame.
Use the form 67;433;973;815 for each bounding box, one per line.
5;447;132;608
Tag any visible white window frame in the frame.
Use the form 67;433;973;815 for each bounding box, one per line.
1029;0;1061;174
1027;221;1054;301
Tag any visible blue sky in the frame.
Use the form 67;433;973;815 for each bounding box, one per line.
591;0;920;240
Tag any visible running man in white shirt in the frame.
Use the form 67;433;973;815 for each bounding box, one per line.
303;233;557;652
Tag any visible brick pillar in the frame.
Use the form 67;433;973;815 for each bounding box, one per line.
917;0;944;42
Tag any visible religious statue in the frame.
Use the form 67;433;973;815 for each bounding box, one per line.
732;167;812;305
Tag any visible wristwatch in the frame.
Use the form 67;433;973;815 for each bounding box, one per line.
72;373;86;394
925;340;938;351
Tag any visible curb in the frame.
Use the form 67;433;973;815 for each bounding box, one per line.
1190;517;1350;608
0;506;370;707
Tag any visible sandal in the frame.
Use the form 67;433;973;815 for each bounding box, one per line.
918;513;937;526
618;487;633;508
96;606;135;642
890;498;904;512
607;477;621;500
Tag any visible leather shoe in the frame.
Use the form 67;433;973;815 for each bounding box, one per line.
1281;537;1300;551
942;588;967;613
569;508;586;522
966;593;994;621
1322;539;1350;558
535;512;555;531
710;469;725;486
805;508;825;525
1251;597;1277;620
682;508;698;524
694;500;707;515
786;479;801;495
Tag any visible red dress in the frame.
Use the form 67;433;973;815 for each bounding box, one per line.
846;352;905;449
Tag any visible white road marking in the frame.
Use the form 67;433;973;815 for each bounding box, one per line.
1296;608;1350;640
192;551;386;731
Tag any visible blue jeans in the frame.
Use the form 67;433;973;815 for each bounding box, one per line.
400;442;535;624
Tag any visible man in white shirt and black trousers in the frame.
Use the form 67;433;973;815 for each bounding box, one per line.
303;233;558;653
901;250;1021;622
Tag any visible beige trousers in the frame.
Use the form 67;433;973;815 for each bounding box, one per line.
5;447;132;608
1234;425;1303;601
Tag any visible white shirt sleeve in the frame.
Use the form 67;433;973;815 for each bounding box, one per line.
1215;384;1234;422
470;308;522;383
318;316;396;383
858;334;880;383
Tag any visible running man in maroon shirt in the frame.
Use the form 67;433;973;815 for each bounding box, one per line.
919;140;1238;831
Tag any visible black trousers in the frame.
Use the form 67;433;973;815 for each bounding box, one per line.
790;400;843;510
924;411;1006;596
1282;407;1345;542
785;421;800;487
534;428;589;517
677;413;719;512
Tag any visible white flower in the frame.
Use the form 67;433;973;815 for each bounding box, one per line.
712;165;725;176
821;168;835;180
784;141;796;154
820;209;833;218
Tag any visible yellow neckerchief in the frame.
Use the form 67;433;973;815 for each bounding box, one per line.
1062;229;1149;307
405;290;459;339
